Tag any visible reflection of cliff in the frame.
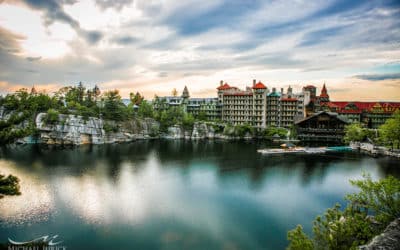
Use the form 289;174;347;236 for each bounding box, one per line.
1;142;399;188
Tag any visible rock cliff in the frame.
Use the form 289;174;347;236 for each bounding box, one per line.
9;112;250;145
35;113;160;145
359;218;400;250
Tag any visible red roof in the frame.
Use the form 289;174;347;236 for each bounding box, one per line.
327;101;400;113
223;93;253;96
281;98;298;102
252;81;267;89
217;83;231;90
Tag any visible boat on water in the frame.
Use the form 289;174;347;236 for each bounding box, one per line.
257;147;327;154
326;146;353;152
257;146;354;155
257;147;306;154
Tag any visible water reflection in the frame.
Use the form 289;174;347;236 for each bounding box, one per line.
0;141;399;250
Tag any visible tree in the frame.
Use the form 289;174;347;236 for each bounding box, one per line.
287;175;400;250
0;174;21;198
130;91;144;105
102;90;127;121
137;100;154;118
172;88;178;97
182;113;195;130
197;111;207;121
43;108;60;124
379;111;400;149
344;123;366;143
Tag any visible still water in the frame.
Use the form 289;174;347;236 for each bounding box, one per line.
0;141;399;250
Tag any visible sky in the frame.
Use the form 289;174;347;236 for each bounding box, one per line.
0;0;399;101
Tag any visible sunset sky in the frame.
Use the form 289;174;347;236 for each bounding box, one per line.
0;0;399;100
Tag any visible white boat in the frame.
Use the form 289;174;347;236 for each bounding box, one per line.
257;147;306;154
257;147;327;155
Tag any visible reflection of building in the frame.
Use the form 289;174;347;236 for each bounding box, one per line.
295;111;349;143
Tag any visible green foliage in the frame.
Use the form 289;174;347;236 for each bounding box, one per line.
212;123;224;134
262;126;287;138
182;113;195;130
235;124;254;137
379;111;400;149
344;123;367;143
103;123;119;133
155;106;186;132
287;225;313;250
197;111;207;121
102;90;128;121
0;174;21;198
346;174;400;225
137;100;154;118
287;175;400;250
43;109;60;125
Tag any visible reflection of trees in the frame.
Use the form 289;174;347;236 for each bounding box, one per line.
1;142;400;188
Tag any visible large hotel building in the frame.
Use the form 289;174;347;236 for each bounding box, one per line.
153;80;400;129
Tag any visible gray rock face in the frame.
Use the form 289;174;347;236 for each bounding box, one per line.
35;113;160;145
28;113;239;145
165;125;184;139
191;122;210;139
36;113;105;145
359;218;400;250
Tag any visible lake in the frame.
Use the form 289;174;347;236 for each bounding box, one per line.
0;141;399;250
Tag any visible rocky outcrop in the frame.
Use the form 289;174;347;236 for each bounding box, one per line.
14;112;254;145
36;113;105;145
359;218;400;250
35;113;160;145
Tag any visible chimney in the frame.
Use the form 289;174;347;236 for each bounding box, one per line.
281;88;284;94
272;87;276;93
253;79;256;86
220;80;223;86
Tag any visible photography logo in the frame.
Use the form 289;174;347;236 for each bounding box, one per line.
7;235;66;250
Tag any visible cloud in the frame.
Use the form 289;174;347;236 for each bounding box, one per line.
25;56;41;62
0;0;399;101
95;0;133;11
0;26;25;54
19;0;103;44
353;73;400;81
111;35;138;45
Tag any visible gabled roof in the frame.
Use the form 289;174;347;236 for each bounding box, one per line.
252;81;267;89
295;111;349;125
217;83;231;90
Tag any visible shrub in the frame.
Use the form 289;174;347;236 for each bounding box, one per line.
287;174;400;250
43;109;60;125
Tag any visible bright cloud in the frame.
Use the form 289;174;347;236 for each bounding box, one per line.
0;0;399;100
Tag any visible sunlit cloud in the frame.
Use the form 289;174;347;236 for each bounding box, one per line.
0;0;399;99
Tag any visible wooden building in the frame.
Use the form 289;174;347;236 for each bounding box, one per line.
295;111;349;143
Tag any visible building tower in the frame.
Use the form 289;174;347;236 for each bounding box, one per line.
181;85;190;99
319;83;330;102
252;79;268;128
